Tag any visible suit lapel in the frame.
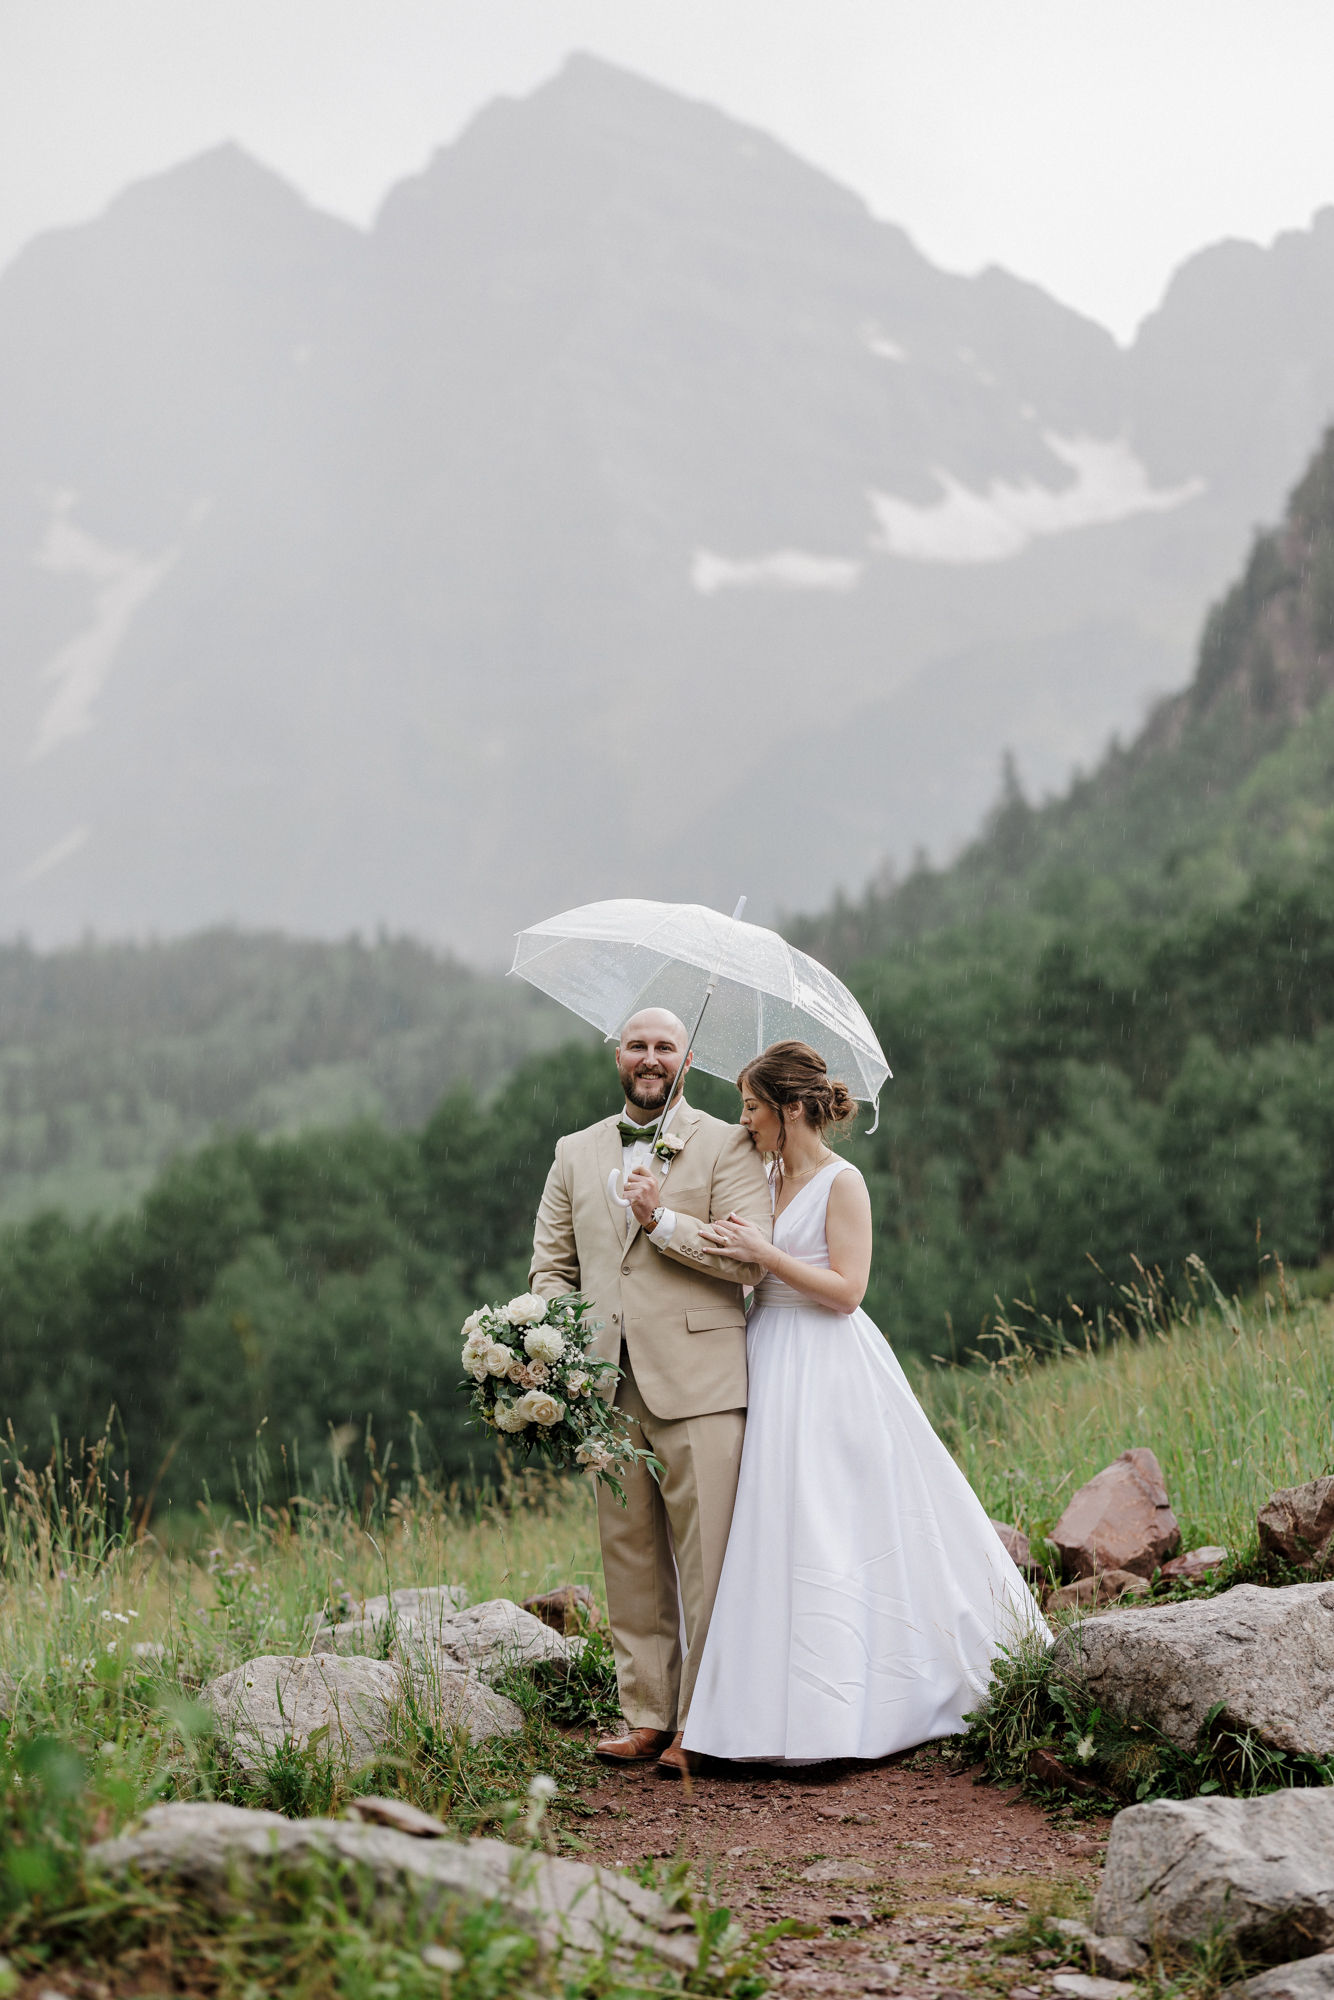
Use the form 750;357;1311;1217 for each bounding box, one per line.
598;1100;703;1250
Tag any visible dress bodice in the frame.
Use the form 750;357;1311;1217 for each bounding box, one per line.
755;1158;851;1309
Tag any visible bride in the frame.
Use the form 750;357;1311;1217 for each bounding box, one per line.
683;1039;1048;1767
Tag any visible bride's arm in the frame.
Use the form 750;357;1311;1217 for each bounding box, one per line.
701;1169;872;1314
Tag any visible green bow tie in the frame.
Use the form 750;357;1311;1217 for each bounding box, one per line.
618;1120;662;1145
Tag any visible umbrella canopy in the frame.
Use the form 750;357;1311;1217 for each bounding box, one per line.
510;898;891;1118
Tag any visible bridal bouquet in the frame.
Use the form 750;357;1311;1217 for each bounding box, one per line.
459;1292;655;1500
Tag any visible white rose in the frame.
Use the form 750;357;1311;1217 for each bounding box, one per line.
565;1371;588;1396
465;1356;490;1383
482;1341;513;1378
523;1326;565;1364
461;1309;488;1342
515;1390;565;1428
505;1293;548;1327
493;1401;529;1433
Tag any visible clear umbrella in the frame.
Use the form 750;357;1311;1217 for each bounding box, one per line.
510;897;891;1140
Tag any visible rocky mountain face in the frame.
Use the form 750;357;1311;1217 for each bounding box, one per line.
4;55;1334;958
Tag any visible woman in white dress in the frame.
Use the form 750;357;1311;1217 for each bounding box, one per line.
683;1040;1048;1767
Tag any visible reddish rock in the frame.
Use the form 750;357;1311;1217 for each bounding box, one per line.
1047;1569;1150;1614
1051;1449;1180;1580
1258;1477;1334;1568
1159;1545;1228;1584
1027;1747;1103;1798
521;1584;601;1633
991;1519;1041;1576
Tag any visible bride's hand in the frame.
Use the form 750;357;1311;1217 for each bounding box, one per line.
699;1212;770;1262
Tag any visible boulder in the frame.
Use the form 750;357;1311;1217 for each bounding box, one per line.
203;1652;521;1778
430;1600;572;1683
1052;1978;1135;2000
315;1594;570;1686
1051;1449;1180;1580
521;1586;600;1633
1160;1546;1228;1584
1088;1938;1149;1979
990;1521;1041;1577
1093;1788;1334;1958
314;1585;468;1655
88;1801;696;1973
1236;1954;1334;2000
1047;1570;1150;1615
1054;1581;1334;1755
1259;1479;1334;1569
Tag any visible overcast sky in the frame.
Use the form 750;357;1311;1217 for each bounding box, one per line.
4;0;1333;343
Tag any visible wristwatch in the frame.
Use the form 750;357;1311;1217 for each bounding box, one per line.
649;1206;665;1234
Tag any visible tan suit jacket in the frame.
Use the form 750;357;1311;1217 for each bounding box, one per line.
529;1101;772;1420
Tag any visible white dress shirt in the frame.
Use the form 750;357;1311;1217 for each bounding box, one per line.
619;1104;683;1246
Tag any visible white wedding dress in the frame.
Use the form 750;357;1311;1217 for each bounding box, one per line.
683;1159;1049;1765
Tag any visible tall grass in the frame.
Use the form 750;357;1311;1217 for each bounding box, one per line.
912;1259;1334;1550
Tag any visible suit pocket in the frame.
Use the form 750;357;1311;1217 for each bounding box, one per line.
685;1307;746;1335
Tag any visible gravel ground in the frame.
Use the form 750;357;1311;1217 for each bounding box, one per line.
575;1741;1110;1998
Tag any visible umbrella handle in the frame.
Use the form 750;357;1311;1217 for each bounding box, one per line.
607;1167;632;1209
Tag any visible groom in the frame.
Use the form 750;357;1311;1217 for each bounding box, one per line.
529;1007;771;1775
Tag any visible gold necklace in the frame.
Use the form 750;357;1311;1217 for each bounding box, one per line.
780;1149;833;1182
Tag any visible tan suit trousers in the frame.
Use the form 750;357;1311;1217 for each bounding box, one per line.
596;1347;745;1733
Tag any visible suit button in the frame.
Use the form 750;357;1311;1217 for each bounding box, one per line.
621;1266;630;1277
611;1313;620;1325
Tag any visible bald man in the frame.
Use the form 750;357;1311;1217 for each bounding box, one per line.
530;1008;772;1775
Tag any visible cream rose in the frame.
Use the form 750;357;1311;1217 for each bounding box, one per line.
515;1389;565;1427
461;1309;488;1342
575;1440;614;1470
493;1401;529;1432
565;1371;588;1396
523;1326;565;1364
482;1341;513;1378
505;1293;548;1327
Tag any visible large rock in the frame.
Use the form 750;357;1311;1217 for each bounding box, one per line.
1259;1480;1334;1569
1094;1789;1334;1959
1160;1546;1228;1584
316;1594;570;1686
1055;1581;1334;1755
203;1653;521;1778
990;1521;1040;1577
430;1600;572;1683
1238;1955;1334;2000
88;1801;696;1972
1047;1570;1150;1615
1051;1449;1181;1580
522;1586;600;1634
313;1585;467;1656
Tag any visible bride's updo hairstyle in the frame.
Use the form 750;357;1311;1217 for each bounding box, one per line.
738;1040;857;1144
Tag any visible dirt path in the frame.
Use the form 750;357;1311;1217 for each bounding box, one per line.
576;1745;1107;1998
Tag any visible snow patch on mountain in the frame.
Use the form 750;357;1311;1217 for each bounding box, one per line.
690;548;863;595
28;496;178;762
869;435;1206;564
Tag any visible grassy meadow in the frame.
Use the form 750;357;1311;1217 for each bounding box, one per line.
0;1271;1330;1994
912;1259;1334;1557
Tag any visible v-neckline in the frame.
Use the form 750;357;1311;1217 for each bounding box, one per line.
771;1156;840;1227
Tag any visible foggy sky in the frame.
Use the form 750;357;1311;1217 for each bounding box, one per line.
4;0;1334;342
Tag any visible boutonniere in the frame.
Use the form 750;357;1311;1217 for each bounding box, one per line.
652;1131;686;1162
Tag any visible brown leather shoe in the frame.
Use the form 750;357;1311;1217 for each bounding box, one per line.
655;1731;699;1779
594;1726;675;1762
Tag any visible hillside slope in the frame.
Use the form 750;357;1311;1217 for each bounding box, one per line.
801;424;1334;961
0;931;575;1224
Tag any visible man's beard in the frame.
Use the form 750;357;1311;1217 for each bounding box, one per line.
621;1064;680;1113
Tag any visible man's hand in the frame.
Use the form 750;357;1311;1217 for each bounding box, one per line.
625;1163;661;1227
